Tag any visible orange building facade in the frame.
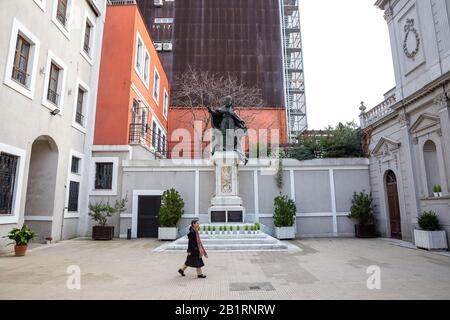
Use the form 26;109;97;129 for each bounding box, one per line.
168;106;287;159
94;2;169;156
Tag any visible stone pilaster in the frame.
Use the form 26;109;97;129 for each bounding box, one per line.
435;91;450;193
397;108;420;222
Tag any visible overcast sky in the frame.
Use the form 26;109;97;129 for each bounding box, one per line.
299;0;396;129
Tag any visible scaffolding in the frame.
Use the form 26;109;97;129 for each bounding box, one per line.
280;0;307;142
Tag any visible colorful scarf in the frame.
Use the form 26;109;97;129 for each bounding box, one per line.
195;228;207;257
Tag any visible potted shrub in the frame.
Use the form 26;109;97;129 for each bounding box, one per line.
273;195;296;239
4;225;37;257
433;185;443;198
348;192;376;238
244;225;249;234
45;236;53;245
414;211;448;250
212;226;216;235
158;189;184;240
89;197;127;240
237;225;241;234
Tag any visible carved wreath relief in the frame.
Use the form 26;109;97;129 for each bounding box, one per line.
403;18;420;60
221;166;233;193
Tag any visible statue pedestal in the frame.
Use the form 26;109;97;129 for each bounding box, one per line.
208;151;245;223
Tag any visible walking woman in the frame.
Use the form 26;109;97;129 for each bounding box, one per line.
178;219;208;278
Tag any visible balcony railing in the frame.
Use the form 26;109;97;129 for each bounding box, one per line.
47;89;59;106
129;123;167;157
75;112;85;127
11;67;29;86
360;94;397;129
83;43;91;56
56;12;67;26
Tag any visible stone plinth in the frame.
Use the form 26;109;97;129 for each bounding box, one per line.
208;151;245;223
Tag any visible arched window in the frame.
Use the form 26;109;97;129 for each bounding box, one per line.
423;140;440;196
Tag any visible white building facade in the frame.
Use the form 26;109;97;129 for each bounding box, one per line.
0;0;106;247
361;0;450;243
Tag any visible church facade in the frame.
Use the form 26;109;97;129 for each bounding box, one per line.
360;0;450;243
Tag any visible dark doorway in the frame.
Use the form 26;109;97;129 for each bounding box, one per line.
137;195;161;238
386;171;402;239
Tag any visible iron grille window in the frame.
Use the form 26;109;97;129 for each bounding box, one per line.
76;88;84;126
47;63;60;106
84;22;92;55
68;181;79;212
152;121;157;147
12;35;30;86
71;156;80;174
157;128;162;152
95;162;113;190
0;153;18;215
56;0;68;26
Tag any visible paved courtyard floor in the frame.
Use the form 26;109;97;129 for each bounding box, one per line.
0;238;449;300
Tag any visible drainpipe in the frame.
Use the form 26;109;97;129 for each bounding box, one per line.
60;207;68;241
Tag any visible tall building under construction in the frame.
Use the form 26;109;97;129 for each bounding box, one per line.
136;0;307;141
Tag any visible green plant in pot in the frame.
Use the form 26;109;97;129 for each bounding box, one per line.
417;211;440;231
158;189;184;240
4;224;37;256
432;185;443;198
89;197;127;240
273;194;296;239
347;192;376;238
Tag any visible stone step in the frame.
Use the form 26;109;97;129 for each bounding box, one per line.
198;233;267;239
164;243;289;251
157;232;291;251
176;238;279;245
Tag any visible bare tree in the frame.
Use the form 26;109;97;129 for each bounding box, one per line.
171;66;264;156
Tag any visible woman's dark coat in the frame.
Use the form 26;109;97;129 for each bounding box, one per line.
185;227;204;268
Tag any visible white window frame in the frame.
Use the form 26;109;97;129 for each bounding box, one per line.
90;157;119;196
72;78;90;134
80;12;96;65
33;0;46;11
143;50;150;89
64;150;84;218
131;82;167;144
163;88;169;119
153;68;160;105
0;143;27;225
52;0;73;40
42;51;67;113
3;18;41;100
134;32;144;76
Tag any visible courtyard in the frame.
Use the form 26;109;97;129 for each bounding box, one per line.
0;238;449;300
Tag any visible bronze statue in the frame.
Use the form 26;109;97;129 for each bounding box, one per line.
207;96;248;163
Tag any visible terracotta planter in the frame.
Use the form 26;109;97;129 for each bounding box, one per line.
14;245;28;257
92;226;114;240
355;224;376;238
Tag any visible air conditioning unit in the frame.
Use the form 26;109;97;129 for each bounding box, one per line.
154;0;163;7
163;42;173;51
154;43;163;51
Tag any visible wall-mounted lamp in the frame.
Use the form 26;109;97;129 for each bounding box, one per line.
50;109;60;116
40;67;46;76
